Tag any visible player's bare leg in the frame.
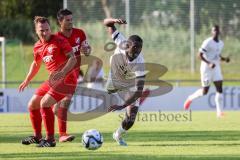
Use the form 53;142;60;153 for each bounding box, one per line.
213;80;224;118
113;105;138;146
53;97;75;142
184;87;209;110
22;95;42;145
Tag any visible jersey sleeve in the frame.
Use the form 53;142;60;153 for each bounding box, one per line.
33;45;41;62
135;54;145;78
80;30;87;42
79;30;90;48
112;30;127;46
199;39;210;55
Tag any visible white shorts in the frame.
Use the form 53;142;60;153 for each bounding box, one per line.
200;64;223;87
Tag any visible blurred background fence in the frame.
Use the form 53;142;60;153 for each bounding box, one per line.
0;0;240;87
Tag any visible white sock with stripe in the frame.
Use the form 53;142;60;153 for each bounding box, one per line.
215;92;223;114
188;89;204;101
115;126;126;138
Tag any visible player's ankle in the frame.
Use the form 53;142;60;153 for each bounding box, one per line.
34;133;42;140
46;135;55;141
59;132;67;137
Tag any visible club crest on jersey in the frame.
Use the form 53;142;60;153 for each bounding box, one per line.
43;55;53;63
75;37;81;44
47;46;53;53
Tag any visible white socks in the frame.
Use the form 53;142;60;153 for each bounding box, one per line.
215;92;223;114
188;89;224;116
188;89;204;101
115;126;126;138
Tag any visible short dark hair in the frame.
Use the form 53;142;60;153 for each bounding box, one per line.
34;16;49;26
57;9;72;21
128;35;143;44
213;25;219;31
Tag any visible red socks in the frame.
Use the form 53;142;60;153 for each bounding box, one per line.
57;107;68;136
29;108;42;139
40;107;55;140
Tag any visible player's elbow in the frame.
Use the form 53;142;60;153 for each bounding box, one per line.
103;19;108;26
198;52;202;60
103;19;109;26
103;19;113;27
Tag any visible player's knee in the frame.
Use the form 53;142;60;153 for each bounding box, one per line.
122;118;135;130
122;106;138;130
52;105;58;115
202;88;209;95
61;100;71;108
216;88;223;93
40;98;50;108
28;99;40;110
203;90;208;95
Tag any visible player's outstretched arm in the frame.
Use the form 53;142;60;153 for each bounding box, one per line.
51;51;76;81
108;76;145;112
18;60;41;92
103;18;127;35
123;77;145;106
220;55;230;63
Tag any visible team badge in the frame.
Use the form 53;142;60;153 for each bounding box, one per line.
47;46;53;53
75;37;81;44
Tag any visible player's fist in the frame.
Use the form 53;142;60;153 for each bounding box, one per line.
114;19;127;25
208;63;215;69
81;41;91;56
81;46;91;56
225;57;230;63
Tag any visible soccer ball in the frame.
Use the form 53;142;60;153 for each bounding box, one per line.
82;129;103;150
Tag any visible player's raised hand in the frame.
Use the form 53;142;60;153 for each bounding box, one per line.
114;19;127;25
225;57;230;63
80;41;91;56
18;80;30;92
108;105;127;112
220;55;230;63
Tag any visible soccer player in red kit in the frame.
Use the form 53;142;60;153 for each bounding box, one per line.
19;16;77;147
53;9;91;142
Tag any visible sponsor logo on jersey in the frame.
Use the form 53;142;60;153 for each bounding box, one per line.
72;45;80;53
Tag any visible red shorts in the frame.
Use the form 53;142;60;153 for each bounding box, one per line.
35;76;77;102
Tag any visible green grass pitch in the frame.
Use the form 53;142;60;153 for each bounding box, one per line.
0;111;240;160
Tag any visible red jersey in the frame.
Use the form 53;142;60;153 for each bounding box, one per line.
33;34;73;74
56;28;87;77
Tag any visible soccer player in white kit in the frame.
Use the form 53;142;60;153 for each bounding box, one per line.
104;18;146;146
184;25;230;117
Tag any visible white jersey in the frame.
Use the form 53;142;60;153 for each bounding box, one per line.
199;37;224;86
199;37;224;66
106;30;145;92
